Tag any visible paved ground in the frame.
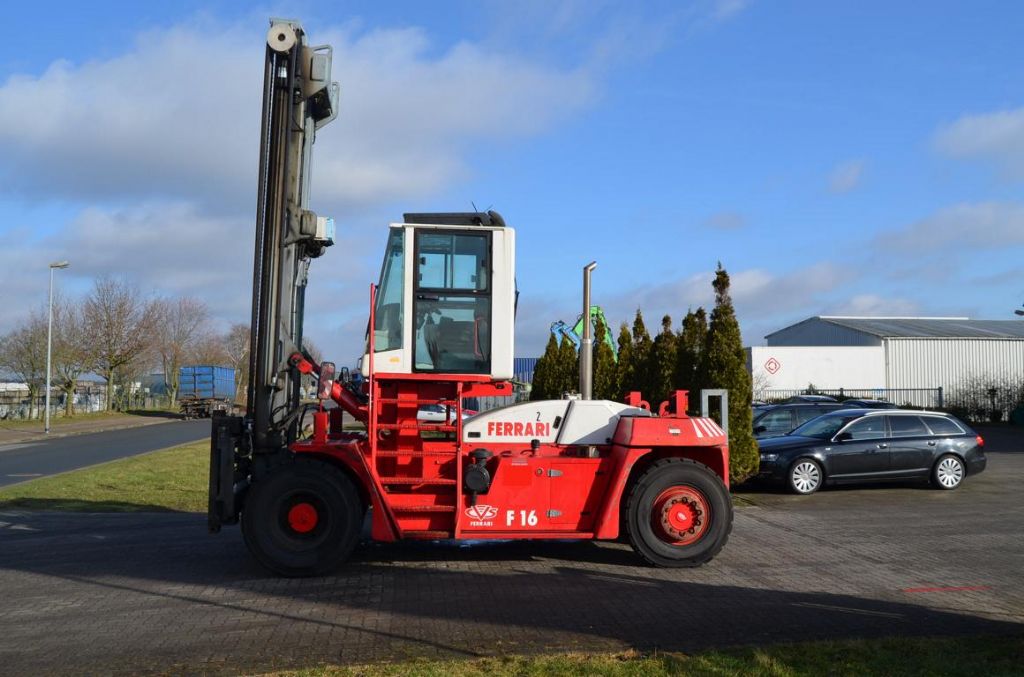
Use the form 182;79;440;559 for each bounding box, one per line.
0;419;209;487
1;445;1022;675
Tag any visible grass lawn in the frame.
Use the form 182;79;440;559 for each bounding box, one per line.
278;635;1024;676
0;409;130;431
0;440;208;512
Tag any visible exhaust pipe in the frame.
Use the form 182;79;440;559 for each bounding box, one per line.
580;261;597;399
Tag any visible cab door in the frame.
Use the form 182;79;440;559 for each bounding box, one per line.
413;229;492;374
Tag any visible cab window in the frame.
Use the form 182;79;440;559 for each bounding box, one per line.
372;228;404;352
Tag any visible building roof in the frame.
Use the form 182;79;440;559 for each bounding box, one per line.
773;316;1024;340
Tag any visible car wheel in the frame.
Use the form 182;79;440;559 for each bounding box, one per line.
931;454;965;490
788;458;823;495
241;459;364;576
625;457;733;568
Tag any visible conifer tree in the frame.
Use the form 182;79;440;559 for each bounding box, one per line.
615;322;635;399
556;332;580;396
529;333;559;400
676;307;708;401
591;315;618;400
702;263;757;483
647;314;677;405
631;310;653;397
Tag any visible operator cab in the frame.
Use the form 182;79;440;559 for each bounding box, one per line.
364;212;515;379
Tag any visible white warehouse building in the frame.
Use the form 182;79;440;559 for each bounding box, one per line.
746;316;1024;409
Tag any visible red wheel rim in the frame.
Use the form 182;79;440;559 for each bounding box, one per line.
287;502;319;534
651;486;710;546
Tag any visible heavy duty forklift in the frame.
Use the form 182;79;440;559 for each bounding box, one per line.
209;19;733;576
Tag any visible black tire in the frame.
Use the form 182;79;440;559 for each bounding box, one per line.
931;454;965;490
241;459;364;577
625;457;733;567
787;457;824;495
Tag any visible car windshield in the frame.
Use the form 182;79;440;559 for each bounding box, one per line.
790;413;860;440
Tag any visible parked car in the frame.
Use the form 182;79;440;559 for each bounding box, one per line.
753;402;846;439
784;394;838;403
417;403;478;423
839;398;896;409
756;409;985;494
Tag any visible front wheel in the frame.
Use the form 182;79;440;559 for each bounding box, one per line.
241;459;364;576
625;458;733;567
788;458;823;495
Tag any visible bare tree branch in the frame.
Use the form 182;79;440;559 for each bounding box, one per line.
154;296;209;403
0;313;48;418
83;276;160;411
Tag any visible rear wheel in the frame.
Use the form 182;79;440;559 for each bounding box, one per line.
931;454;964;490
241;459;364;576
626;458;733;567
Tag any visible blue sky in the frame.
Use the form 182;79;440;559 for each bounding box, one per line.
1;1;1023;362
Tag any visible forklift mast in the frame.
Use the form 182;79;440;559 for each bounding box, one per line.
248;19;338;453
209;19;338;530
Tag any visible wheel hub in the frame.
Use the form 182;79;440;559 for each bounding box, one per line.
287;502;319;534
652;486;709;546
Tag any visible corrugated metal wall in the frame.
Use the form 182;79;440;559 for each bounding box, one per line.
766;318;881;346
886;338;1024;396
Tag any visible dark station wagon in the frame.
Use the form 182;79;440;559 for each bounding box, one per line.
756;409;986;494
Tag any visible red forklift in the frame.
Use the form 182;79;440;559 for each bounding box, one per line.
209;19;733;576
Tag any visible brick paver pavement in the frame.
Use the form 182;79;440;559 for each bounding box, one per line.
0;453;1021;675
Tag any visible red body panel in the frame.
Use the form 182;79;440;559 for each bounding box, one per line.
292;382;729;543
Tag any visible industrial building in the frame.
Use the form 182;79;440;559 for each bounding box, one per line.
747;316;1024;410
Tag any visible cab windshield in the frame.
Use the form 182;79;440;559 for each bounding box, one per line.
790;413;860;440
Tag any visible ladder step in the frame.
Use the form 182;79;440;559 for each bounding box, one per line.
402;530;452;540
377;398;458;405
376;449;456;457
379;477;457;486
392;505;456;513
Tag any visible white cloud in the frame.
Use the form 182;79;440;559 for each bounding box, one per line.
934;106;1024;179
878;201;1024;252
0;17;600;359
0;18;596;213
823;294;921;316
711;0;753;21
828;159;865;194
703;211;746;230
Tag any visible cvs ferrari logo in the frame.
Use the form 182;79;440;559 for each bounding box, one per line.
465;504;498;521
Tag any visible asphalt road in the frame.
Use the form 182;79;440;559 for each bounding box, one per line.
0;419;210;487
0;451;1021;675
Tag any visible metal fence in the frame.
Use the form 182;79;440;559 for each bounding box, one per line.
753;387;945;410
0;391;174;421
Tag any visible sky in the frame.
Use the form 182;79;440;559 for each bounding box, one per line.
1;0;1023;364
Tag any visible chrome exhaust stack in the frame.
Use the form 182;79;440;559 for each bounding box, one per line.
580;261;597;400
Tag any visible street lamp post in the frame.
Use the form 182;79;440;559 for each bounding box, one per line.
45;261;70;434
